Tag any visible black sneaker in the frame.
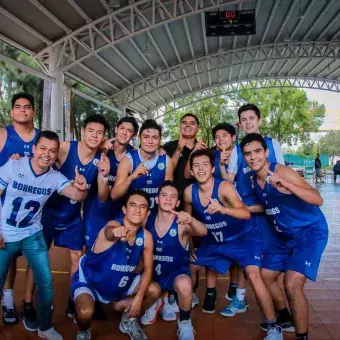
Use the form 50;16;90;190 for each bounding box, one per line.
66;298;76;319
202;290;216;314
21;301;38;332
259;319;295;333
2;304;17;324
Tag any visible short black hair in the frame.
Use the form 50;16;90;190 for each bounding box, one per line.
190;149;214;169
212;123;236;139
158;180;180;197
83;114;109;132
139;119;162;137
11;93;35;110
35;130;60;147
116;116;139;134
238;104;261;120
180;113;200;126
240;133;268;153
124;189;151;209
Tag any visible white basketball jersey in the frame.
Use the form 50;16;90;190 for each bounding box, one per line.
0;158;70;242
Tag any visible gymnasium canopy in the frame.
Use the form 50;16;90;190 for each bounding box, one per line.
1;0;340;129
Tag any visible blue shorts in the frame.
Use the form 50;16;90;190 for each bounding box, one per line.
53;218;85;251
262;221;328;281
71;261;140;303
155;266;190;292
192;229;262;274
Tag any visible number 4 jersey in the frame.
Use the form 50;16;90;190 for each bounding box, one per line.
0;158;70;242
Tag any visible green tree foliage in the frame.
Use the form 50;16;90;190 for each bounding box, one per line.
319;131;340;163
296;140;317;157
162;85;325;146
237;87;325;145
163;89;226;146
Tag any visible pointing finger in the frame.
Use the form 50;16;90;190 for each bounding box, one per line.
75;165;80;177
169;209;179;216
264;167;275;176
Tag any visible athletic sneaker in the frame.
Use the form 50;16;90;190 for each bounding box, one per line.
66;298;75;319
76;328;91;340
177;319;195;340
202;290;216;314
169;299;179;313
220;296;247;317
2;304;17;324
192;293;200;308
21;301;38;332
264;326;283;340
161;298;177;321
259;319;295;333
141;299;164;325
119;312;147;340
38;327;63;340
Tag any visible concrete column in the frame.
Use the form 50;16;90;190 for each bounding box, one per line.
49;47;64;140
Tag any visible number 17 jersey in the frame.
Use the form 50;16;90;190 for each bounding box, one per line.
0;158;70;242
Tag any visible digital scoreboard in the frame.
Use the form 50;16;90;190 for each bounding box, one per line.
205;10;256;36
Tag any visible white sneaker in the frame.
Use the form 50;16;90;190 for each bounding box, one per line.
192;294;200;308
38;327;63;340
264;326;283;340
177;319;195;340
141;299;164;325
161;298;177;321
169;299;179;313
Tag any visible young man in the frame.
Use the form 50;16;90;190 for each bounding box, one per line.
83;116;138;248
241;133;328;340
211;123;236;179
72;190;161;340
0;131;88;339
111;119;173;211
185;149;283;340
226;104;292;331
42;114;109;318
141;181;207;339
0;93;40;325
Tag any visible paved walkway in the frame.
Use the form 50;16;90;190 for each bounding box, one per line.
1;184;340;339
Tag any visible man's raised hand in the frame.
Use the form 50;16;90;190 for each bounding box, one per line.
72;166;87;191
98;152;110;178
170;210;192;225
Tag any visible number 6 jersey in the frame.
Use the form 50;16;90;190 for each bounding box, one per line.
0;158;70;242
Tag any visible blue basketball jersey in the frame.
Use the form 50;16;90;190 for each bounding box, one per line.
80;225;144;302
83;146;133;245
235;136;277;206
0;126;39;166
254;162;328;236
129;150;167;210
213;149;228;179
147;214;189;281
191;179;251;243
44;141;101;228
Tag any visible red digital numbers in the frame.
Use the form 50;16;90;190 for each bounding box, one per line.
225;11;236;19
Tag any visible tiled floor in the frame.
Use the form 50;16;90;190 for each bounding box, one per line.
1;184;340;339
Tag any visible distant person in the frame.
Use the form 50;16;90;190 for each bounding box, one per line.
315;153;324;184
333;160;340;182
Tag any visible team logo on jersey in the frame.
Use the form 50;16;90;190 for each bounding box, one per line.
24;145;30;149
17;173;26;180
93;158;99;166
170;229;177;237
24;151;30;156
147;180;152;185
136;237;143;246
156;247;162;252
158;163;165;170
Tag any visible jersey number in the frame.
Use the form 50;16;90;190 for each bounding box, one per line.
6;198;40;228
118;276;129;288
150;197;155;209
155;264;161;276
212;231;223;243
